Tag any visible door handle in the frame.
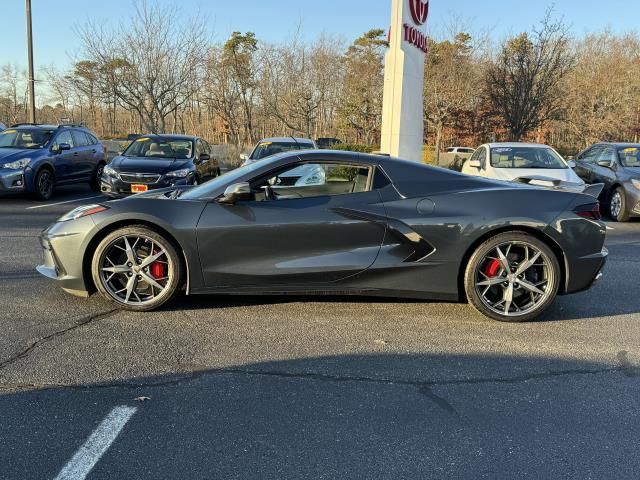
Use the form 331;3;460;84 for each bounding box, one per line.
73;152;79;156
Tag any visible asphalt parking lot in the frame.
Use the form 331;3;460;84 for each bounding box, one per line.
1;187;640;479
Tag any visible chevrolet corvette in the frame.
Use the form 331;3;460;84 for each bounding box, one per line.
37;150;607;322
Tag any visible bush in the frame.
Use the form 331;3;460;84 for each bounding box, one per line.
422;145;436;165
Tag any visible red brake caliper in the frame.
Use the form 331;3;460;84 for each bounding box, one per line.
485;259;501;278
150;248;166;279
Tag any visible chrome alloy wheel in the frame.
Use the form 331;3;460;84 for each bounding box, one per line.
474;241;556;318
610;191;622;218
98;234;171;305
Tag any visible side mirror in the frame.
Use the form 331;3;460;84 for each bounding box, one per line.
597;159;615;169
58;143;71;151
195;153;210;164
218;182;252;205
469;159;481;169
567;160;576;169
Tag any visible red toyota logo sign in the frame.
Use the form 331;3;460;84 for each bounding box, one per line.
409;0;429;26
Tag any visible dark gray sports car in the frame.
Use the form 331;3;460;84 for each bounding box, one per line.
37;150;608;322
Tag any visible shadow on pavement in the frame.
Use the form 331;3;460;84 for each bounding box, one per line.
1;352;639;479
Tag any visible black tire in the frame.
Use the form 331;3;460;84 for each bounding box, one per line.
608;187;630;222
90;162;106;192
91;226;184;312
33;168;54;201
464;232;560;322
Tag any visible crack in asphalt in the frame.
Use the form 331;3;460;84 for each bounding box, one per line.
0;309;120;371
1;361;636;417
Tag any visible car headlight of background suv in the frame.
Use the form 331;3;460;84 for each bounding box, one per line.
103;165;118;177
631;179;640;191
165;169;191;178
2;158;31;170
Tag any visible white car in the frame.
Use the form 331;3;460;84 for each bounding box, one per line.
461;143;585;191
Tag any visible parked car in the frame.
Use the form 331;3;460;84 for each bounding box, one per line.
38;150;607;323
461;143;585;191
446;147;475;155
316;137;343;149
573;143;640;222
100;134;220;198
0;123;106;200
241;137;316;166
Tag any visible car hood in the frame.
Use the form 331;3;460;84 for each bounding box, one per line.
0;148;33;165
110;156;192;174
492;167;583;184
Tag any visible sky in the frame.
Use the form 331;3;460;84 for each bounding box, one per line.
1;0;638;72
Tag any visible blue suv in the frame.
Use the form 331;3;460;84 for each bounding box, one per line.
0;124;106;200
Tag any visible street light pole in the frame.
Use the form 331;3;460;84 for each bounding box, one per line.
26;0;36;124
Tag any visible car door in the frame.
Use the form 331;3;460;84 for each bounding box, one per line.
50;130;77;182
194;139;209;181
591;146;619;194
574;145;603;184
196;161;386;288
70;130;94;180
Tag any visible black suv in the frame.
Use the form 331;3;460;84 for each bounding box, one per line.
0;124;106;200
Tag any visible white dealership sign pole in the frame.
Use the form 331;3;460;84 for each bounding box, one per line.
380;0;429;162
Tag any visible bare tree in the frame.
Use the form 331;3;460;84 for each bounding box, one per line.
486;11;574;141
424;33;482;164
337;29;388;145
78;1;207;133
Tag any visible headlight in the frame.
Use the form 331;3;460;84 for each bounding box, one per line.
103;165;118;177
2;158;31;170
58;204;109;222
165;169;191;178
631;179;640;190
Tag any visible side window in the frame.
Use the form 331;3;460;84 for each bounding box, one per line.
581;146;602;163
471;147;487;168
195;140;204;158
52;130;75;149
86;133;98;145
597;147;615;163
372;168;391;190
71;130;89;147
253;163;371;201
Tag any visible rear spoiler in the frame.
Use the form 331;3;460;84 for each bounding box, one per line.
513;176;604;198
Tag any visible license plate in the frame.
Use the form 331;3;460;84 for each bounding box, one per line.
131;184;148;193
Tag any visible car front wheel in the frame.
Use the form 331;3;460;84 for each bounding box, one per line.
33;168;54;200
91;226;184;311
464;232;560;322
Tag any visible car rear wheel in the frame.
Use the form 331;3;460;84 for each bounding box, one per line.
33;168;54;201
609;188;630;222
90;162;105;192
91;226;183;311
464;232;560;322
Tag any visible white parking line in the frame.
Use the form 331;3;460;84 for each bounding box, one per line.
54;406;137;480
26;196;103;210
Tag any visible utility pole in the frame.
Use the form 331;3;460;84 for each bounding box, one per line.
26;0;36;124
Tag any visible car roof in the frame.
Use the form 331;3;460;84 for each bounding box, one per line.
596;142;640;147
484;142;552;148
136;134;197;141
259;137;315;144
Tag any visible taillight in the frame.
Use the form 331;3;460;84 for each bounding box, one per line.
574;203;602;221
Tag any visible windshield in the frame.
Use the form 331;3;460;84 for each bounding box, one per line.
490;147;567;169
123;137;194;160
618;146;640;167
251;141;313;160
180;159;269;200
0;128;54;149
